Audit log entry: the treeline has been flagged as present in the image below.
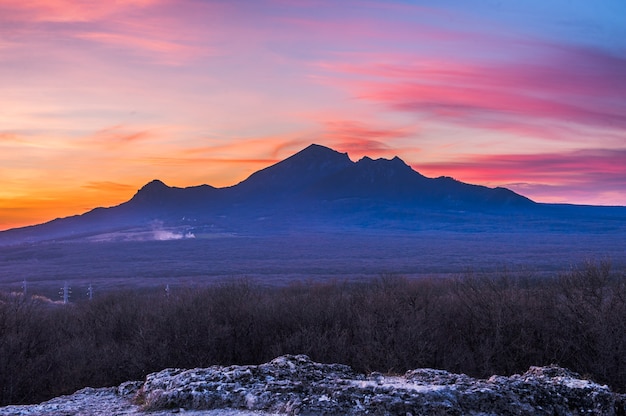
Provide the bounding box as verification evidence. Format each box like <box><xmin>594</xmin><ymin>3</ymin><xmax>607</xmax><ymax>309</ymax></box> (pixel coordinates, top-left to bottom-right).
<box><xmin>1</xmin><ymin>261</ymin><xmax>625</xmax><ymax>406</ymax></box>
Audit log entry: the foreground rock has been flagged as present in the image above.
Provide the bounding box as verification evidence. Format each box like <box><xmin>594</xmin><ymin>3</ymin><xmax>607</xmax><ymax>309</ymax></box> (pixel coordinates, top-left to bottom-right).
<box><xmin>2</xmin><ymin>355</ymin><xmax>625</xmax><ymax>415</ymax></box>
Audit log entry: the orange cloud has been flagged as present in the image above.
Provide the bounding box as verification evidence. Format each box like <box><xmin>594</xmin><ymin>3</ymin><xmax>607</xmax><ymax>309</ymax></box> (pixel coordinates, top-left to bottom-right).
<box><xmin>151</xmin><ymin>136</ymin><xmax>316</xmax><ymax>186</ymax></box>
<box><xmin>82</xmin><ymin>126</ymin><xmax>157</xmax><ymax>150</ymax></box>
<box><xmin>180</xmin><ymin>136</ymin><xmax>311</xmax><ymax>163</ymax></box>
<box><xmin>318</xmin><ymin>120</ymin><xmax>418</xmax><ymax>158</ymax></box>
<box><xmin>135</xmin><ymin>156</ymin><xmax>277</xmax><ymax>169</ymax></box>
<box><xmin>0</xmin><ymin>133</ymin><xmax>25</xmax><ymax>144</ymax></box>
<box><xmin>81</xmin><ymin>181</ymin><xmax>136</xmax><ymax>193</ymax></box>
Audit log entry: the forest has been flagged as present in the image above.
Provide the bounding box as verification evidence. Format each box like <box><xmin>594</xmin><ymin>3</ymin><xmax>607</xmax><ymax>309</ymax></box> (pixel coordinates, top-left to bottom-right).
<box><xmin>1</xmin><ymin>260</ymin><xmax>624</xmax><ymax>406</ymax></box>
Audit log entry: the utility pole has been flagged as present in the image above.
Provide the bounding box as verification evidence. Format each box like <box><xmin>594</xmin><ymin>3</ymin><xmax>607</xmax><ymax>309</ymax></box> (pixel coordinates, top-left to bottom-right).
<box><xmin>22</xmin><ymin>279</ymin><xmax>27</xmax><ymax>298</ymax></box>
<box><xmin>59</xmin><ymin>281</ymin><xmax>71</xmax><ymax>304</ymax></box>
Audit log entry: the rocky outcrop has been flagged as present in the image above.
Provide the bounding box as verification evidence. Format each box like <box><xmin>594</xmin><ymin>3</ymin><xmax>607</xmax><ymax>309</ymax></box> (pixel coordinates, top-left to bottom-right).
<box><xmin>134</xmin><ymin>355</ymin><xmax>625</xmax><ymax>415</ymax></box>
<box><xmin>2</xmin><ymin>355</ymin><xmax>625</xmax><ymax>415</ymax></box>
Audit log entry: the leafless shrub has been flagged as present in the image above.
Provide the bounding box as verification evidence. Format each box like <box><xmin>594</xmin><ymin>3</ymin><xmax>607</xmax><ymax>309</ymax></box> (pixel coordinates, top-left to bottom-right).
<box><xmin>1</xmin><ymin>261</ymin><xmax>624</xmax><ymax>406</ymax></box>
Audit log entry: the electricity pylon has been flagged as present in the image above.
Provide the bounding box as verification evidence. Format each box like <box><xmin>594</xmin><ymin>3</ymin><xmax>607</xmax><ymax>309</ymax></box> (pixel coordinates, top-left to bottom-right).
<box><xmin>59</xmin><ymin>281</ymin><xmax>71</xmax><ymax>304</ymax></box>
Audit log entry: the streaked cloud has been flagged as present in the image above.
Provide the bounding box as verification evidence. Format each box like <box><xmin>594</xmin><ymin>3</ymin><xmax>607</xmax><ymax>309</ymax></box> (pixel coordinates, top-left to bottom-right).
<box><xmin>318</xmin><ymin>120</ymin><xmax>417</xmax><ymax>159</ymax></box>
<box><xmin>323</xmin><ymin>43</ymin><xmax>626</xmax><ymax>141</ymax></box>
<box><xmin>1</xmin><ymin>0</ymin><xmax>625</xmax><ymax>229</ymax></box>
<box><xmin>81</xmin><ymin>181</ymin><xmax>136</xmax><ymax>193</ymax></box>
<box><xmin>415</xmin><ymin>149</ymin><xmax>626</xmax><ymax>204</ymax></box>
<box><xmin>0</xmin><ymin>0</ymin><xmax>216</xmax><ymax>65</ymax></box>
<box><xmin>82</xmin><ymin>126</ymin><xmax>158</xmax><ymax>150</ymax></box>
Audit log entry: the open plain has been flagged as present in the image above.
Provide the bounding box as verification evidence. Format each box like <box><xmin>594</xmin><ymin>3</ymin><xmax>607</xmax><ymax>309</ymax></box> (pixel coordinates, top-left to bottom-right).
<box><xmin>1</xmin><ymin>228</ymin><xmax>624</xmax><ymax>300</ymax></box>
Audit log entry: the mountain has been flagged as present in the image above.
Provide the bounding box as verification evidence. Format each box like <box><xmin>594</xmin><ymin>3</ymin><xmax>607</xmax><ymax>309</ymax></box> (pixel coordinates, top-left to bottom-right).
<box><xmin>305</xmin><ymin>154</ymin><xmax>529</xmax><ymax>208</ymax></box>
<box><xmin>1</xmin><ymin>143</ymin><xmax>624</xmax><ymax>245</ymax></box>
<box><xmin>224</xmin><ymin>144</ymin><xmax>534</xmax><ymax>208</ymax></box>
<box><xmin>231</xmin><ymin>144</ymin><xmax>354</xmax><ymax>198</ymax></box>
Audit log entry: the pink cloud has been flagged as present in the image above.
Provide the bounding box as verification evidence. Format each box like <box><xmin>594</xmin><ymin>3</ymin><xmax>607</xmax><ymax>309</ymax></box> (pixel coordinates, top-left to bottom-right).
<box><xmin>414</xmin><ymin>149</ymin><xmax>626</xmax><ymax>205</ymax></box>
<box><xmin>74</xmin><ymin>31</ymin><xmax>203</xmax><ymax>65</ymax></box>
<box><xmin>418</xmin><ymin>149</ymin><xmax>626</xmax><ymax>181</ymax></box>
<box><xmin>269</xmin><ymin>0</ymin><xmax>491</xmax><ymax>45</ymax></box>
<box><xmin>0</xmin><ymin>0</ymin><xmax>163</xmax><ymax>23</ymax></box>
<box><xmin>322</xmin><ymin>43</ymin><xmax>626</xmax><ymax>140</ymax></box>
<box><xmin>1</xmin><ymin>0</ymin><xmax>218</xmax><ymax>65</ymax></box>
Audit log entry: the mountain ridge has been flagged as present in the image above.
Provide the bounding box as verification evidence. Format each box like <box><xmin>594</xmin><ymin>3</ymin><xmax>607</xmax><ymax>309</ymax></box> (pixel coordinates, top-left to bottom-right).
<box><xmin>127</xmin><ymin>143</ymin><xmax>533</xmax><ymax>207</ymax></box>
<box><xmin>1</xmin><ymin>143</ymin><xmax>624</xmax><ymax>245</ymax></box>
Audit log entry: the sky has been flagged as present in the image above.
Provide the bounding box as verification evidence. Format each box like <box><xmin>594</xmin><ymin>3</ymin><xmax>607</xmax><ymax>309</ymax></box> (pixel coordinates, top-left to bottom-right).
<box><xmin>1</xmin><ymin>0</ymin><xmax>625</xmax><ymax>230</ymax></box>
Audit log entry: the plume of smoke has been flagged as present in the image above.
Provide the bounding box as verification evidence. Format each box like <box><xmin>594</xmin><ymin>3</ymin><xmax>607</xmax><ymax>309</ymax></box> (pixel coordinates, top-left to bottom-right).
<box><xmin>153</xmin><ymin>230</ymin><xmax>195</xmax><ymax>240</ymax></box>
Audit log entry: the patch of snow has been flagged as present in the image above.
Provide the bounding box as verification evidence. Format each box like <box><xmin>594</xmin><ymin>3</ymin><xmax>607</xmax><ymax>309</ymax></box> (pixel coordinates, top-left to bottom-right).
<box><xmin>353</xmin><ymin>376</ymin><xmax>448</xmax><ymax>393</ymax></box>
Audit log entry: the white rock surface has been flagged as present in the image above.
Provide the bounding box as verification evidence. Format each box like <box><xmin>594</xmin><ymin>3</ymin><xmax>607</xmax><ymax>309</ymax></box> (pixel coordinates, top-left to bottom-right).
<box><xmin>0</xmin><ymin>387</ymin><xmax>273</xmax><ymax>416</ymax></box>
<box><xmin>1</xmin><ymin>355</ymin><xmax>624</xmax><ymax>415</ymax></box>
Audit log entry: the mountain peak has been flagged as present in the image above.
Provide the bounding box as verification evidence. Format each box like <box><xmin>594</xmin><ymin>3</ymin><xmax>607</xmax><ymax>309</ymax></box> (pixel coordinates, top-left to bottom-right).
<box><xmin>140</xmin><ymin>179</ymin><xmax>169</xmax><ymax>192</ymax></box>
<box><xmin>291</xmin><ymin>143</ymin><xmax>351</xmax><ymax>163</ymax></box>
<box><xmin>355</xmin><ymin>154</ymin><xmax>416</xmax><ymax>174</ymax></box>
<box><xmin>234</xmin><ymin>143</ymin><xmax>353</xmax><ymax>194</ymax></box>
<box><xmin>129</xmin><ymin>179</ymin><xmax>171</xmax><ymax>204</ymax></box>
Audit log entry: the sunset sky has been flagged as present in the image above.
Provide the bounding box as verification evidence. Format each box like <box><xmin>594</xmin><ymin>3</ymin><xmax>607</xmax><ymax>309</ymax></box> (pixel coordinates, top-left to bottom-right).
<box><xmin>1</xmin><ymin>0</ymin><xmax>625</xmax><ymax>230</ymax></box>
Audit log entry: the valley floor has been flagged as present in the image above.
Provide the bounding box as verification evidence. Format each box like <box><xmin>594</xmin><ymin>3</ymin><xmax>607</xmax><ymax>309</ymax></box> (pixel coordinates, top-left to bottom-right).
<box><xmin>1</xmin><ymin>230</ymin><xmax>624</xmax><ymax>298</ymax></box>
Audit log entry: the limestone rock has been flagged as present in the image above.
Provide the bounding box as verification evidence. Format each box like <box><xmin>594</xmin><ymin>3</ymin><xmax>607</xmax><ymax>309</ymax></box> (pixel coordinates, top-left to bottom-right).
<box><xmin>1</xmin><ymin>355</ymin><xmax>624</xmax><ymax>415</ymax></box>
<box><xmin>135</xmin><ymin>355</ymin><xmax>624</xmax><ymax>415</ymax></box>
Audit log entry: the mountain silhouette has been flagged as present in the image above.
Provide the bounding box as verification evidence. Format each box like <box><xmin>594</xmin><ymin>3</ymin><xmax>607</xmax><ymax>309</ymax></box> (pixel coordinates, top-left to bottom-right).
<box><xmin>123</xmin><ymin>144</ymin><xmax>533</xmax><ymax>211</ymax></box>
<box><xmin>232</xmin><ymin>144</ymin><xmax>353</xmax><ymax>198</ymax></box>
<box><xmin>125</xmin><ymin>180</ymin><xmax>218</xmax><ymax>213</ymax></box>
<box><xmin>3</xmin><ymin>143</ymin><xmax>624</xmax><ymax>245</ymax></box>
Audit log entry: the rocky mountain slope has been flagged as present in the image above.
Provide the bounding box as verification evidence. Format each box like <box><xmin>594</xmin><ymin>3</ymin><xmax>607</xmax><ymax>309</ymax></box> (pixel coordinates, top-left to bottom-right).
<box><xmin>1</xmin><ymin>355</ymin><xmax>624</xmax><ymax>415</ymax></box>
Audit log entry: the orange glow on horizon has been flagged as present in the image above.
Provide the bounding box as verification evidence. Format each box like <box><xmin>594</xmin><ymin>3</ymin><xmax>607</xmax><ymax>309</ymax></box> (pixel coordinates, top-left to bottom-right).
<box><xmin>2</xmin><ymin>1</ymin><xmax>625</xmax><ymax>231</ymax></box>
